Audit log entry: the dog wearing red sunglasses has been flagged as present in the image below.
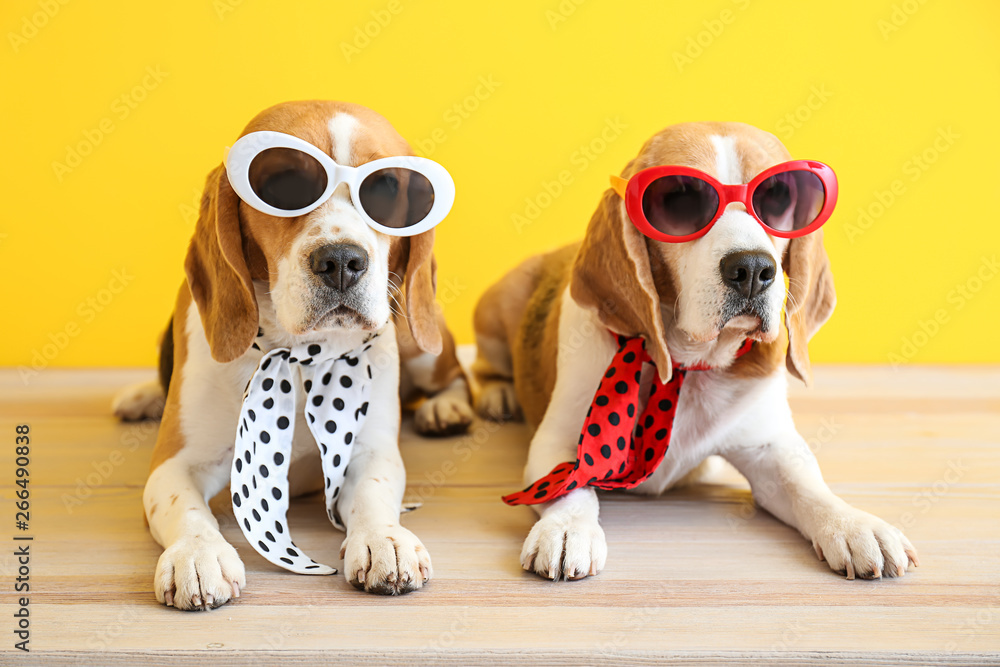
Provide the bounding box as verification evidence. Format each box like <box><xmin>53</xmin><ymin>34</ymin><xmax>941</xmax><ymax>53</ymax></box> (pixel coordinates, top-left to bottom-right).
<box><xmin>473</xmin><ymin>121</ymin><xmax>919</xmax><ymax>581</ymax></box>
<box><xmin>113</xmin><ymin>100</ymin><xmax>474</xmax><ymax>609</ymax></box>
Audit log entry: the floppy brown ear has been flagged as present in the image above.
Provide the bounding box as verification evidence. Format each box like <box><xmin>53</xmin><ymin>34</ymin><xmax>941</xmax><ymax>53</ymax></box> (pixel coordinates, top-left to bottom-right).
<box><xmin>570</xmin><ymin>189</ymin><xmax>673</xmax><ymax>381</ymax></box>
<box><xmin>390</xmin><ymin>230</ymin><xmax>443</xmax><ymax>355</ymax></box>
<box><xmin>184</xmin><ymin>165</ymin><xmax>259</xmax><ymax>363</ymax></box>
<box><xmin>783</xmin><ymin>227</ymin><xmax>836</xmax><ymax>385</ymax></box>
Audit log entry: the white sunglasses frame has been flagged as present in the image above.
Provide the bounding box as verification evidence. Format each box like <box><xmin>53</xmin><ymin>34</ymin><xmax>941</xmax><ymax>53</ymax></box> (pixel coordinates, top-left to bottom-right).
<box><xmin>224</xmin><ymin>130</ymin><xmax>455</xmax><ymax>237</ymax></box>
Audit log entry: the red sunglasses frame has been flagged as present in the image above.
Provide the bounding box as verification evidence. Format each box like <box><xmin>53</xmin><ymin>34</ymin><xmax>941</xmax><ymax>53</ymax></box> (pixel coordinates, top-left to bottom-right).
<box><xmin>609</xmin><ymin>159</ymin><xmax>838</xmax><ymax>243</ymax></box>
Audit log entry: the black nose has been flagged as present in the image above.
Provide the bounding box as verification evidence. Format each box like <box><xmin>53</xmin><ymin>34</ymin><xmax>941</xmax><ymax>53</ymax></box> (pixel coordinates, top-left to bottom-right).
<box><xmin>309</xmin><ymin>243</ymin><xmax>369</xmax><ymax>292</ymax></box>
<box><xmin>720</xmin><ymin>250</ymin><xmax>777</xmax><ymax>299</ymax></box>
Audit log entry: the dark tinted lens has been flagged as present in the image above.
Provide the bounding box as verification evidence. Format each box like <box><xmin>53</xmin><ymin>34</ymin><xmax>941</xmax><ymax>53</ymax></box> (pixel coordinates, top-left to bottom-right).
<box><xmin>641</xmin><ymin>175</ymin><xmax>719</xmax><ymax>237</ymax></box>
<box><xmin>359</xmin><ymin>168</ymin><xmax>435</xmax><ymax>228</ymax></box>
<box><xmin>752</xmin><ymin>170</ymin><xmax>825</xmax><ymax>231</ymax></box>
<box><xmin>248</xmin><ymin>147</ymin><xmax>328</xmax><ymax>211</ymax></box>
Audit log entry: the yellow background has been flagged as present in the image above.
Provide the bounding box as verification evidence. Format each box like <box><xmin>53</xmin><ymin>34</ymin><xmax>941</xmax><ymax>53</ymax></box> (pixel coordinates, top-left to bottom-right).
<box><xmin>2</xmin><ymin>0</ymin><xmax>998</xmax><ymax>369</ymax></box>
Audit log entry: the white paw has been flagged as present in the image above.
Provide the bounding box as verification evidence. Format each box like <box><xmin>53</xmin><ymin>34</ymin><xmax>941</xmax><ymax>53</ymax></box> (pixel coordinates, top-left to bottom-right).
<box><xmin>414</xmin><ymin>392</ymin><xmax>474</xmax><ymax>436</ymax></box>
<box><xmin>521</xmin><ymin>513</ymin><xmax>607</xmax><ymax>581</ymax></box>
<box><xmin>811</xmin><ymin>507</ymin><xmax>919</xmax><ymax>579</ymax></box>
<box><xmin>340</xmin><ymin>525</ymin><xmax>432</xmax><ymax>595</ymax></box>
<box><xmin>112</xmin><ymin>380</ymin><xmax>165</xmax><ymax>421</ymax></box>
<box><xmin>476</xmin><ymin>381</ymin><xmax>521</xmax><ymax>422</ymax></box>
<box><xmin>155</xmin><ymin>534</ymin><xmax>246</xmax><ymax>611</ymax></box>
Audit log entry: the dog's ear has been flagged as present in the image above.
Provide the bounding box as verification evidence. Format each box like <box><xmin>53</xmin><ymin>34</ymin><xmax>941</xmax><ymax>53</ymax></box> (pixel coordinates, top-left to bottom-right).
<box><xmin>390</xmin><ymin>230</ymin><xmax>443</xmax><ymax>356</ymax></box>
<box><xmin>783</xmin><ymin>228</ymin><xmax>836</xmax><ymax>384</ymax></box>
<box><xmin>184</xmin><ymin>165</ymin><xmax>259</xmax><ymax>363</ymax></box>
<box><xmin>571</xmin><ymin>189</ymin><xmax>673</xmax><ymax>381</ymax></box>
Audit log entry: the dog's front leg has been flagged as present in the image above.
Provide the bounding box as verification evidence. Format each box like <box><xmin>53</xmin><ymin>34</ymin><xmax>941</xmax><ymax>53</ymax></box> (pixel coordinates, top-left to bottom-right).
<box><xmin>336</xmin><ymin>327</ymin><xmax>432</xmax><ymax>595</ymax></box>
<box><xmin>721</xmin><ymin>405</ymin><xmax>919</xmax><ymax>579</ymax></box>
<box><xmin>517</xmin><ymin>295</ymin><xmax>616</xmax><ymax>581</ymax></box>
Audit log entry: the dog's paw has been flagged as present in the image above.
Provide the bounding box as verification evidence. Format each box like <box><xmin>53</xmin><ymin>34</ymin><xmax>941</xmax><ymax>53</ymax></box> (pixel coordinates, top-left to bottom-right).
<box><xmin>154</xmin><ymin>534</ymin><xmax>246</xmax><ymax>611</ymax></box>
<box><xmin>340</xmin><ymin>525</ymin><xmax>432</xmax><ymax>595</ymax></box>
<box><xmin>476</xmin><ymin>381</ymin><xmax>522</xmax><ymax>422</ymax></box>
<box><xmin>414</xmin><ymin>392</ymin><xmax>474</xmax><ymax>437</ymax></box>
<box><xmin>811</xmin><ymin>508</ymin><xmax>919</xmax><ymax>580</ymax></box>
<box><xmin>112</xmin><ymin>380</ymin><xmax>165</xmax><ymax>421</ymax></box>
<box><xmin>521</xmin><ymin>513</ymin><xmax>607</xmax><ymax>581</ymax></box>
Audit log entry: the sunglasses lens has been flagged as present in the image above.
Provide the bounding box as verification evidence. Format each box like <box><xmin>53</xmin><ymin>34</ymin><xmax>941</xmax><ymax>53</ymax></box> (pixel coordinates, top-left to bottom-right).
<box><xmin>752</xmin><ymin>170</ymin><xmax>825</xmax><ymax>232</ymax></box>
<box><xmin>641</xmin><ymin>175</ymin><xmax>720</xmax><ymax>237</ymax></box>
<box><xmin>359</xmin><ymin>168</ymin><xmax>435</xmax><ymax>229</ymax></box>
<box><xmin>248</xmin><ymin>147</ymin><xmax>328</xmax><ymax>211</ymax></box>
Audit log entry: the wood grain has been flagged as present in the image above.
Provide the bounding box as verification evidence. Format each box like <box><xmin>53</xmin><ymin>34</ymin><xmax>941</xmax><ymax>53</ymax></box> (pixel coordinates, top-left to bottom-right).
<box><xmin>0</xmin><ymin>364</ymin><xmax>998</xmax><ymax>665</ymax></box>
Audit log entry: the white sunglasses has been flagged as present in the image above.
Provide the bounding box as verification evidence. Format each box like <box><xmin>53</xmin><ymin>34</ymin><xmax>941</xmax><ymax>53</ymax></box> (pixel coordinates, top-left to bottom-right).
<box><xmin>224</xmin><ymin>131</ymin><xmax>455</xmax><ymax>237</ymax></box>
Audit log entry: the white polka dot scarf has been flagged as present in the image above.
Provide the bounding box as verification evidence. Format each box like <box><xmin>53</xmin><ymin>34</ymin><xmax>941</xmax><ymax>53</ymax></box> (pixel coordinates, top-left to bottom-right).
<box><xmin>231</xmin><ymin>334</ymin><xmax>378</xmax><ymax>575</ymax></box>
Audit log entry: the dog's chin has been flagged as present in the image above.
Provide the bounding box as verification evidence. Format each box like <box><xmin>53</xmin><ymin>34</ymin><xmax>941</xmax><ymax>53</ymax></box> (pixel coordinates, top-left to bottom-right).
<box><xmin>718</xmin><ymin>313</ymin><xmax>779</xmax><ymax>343</ymax></box>
<box><xmin>311</xmin><ymin>305</ymin><xmax>383</xmax><ymax>333</ymax></box>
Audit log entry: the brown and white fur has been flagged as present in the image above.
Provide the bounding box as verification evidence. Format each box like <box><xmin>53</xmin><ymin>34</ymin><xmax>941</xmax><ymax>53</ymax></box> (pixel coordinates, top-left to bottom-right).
<box><xmin>114</xmin><ymin>101</ymin><xmax>473</xmax><ymax>610</ymax></box>
<box><xmin>473</xmin><ymin>122</ymin><xmax>919</xmax><ymax>582</ymax></box>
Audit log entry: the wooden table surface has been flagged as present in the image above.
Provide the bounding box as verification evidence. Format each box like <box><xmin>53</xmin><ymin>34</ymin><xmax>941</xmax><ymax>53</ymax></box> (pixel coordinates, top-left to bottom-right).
<box><xmin>0</xmin><ymin>364</ymin><xmax>998</xmax><ymax>665</ymax></box>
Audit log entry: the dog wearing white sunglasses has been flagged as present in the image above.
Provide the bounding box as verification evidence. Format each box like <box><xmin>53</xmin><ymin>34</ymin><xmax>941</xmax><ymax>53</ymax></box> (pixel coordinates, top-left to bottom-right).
<box><xmin>113</xmin><ymin>100</ymin><xmax>473</xmax><ymax>609</ymax></box>
<box><xmin>474</xmin><ymin>122</ymin><xmax>919</xmax><ymax>581</ymax></box>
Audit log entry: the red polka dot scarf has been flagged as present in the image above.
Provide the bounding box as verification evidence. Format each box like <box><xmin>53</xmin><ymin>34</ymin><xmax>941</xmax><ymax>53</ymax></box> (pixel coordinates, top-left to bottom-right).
<box><xmin>503</xmin><ymin>333</ymin><xmax>754</xmax><ymax>506</ymax></box>
<box><xmin>232</xmin><ymin>332</ymin><xmax>378</xmax><ymax>575</ymax></box>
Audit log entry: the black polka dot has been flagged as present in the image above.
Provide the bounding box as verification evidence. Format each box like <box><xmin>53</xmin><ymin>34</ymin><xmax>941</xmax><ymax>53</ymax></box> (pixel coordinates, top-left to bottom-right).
<box><xmin>265</xmin><ymin>531</ymin><xmax>276</xmax><ymax>542</ymax></box>
<box><xmin>244</xmin><ymin>518</ymin><xmax>251</xmax><ymax>531</ymax></box>
<box><xmin>537</xmin><ymin>481</ymin><xmax>550</xmax><ymax>490</ymax></box>
<box><xmin>333</xmin><ymin>454</ymin><xmax>341</xmax><ymax>467</ymax></box>
<box><xmin>596</xmin><ymin>395</ymin><xmax>609</xmax><ymax>407</ymax></box>
<box><xmin>232</xmin><ymin>492</ymin><xmax>241</xmax><ymax>507</ymax></box>
<box><xmin>277</xmin><ymin>380</ymin><xmax>290</xmax><ymax>394</ymax></box>
<box><xmin>567</xmin><ymin>480</ymin><xmax>578</xmax><ymax>490</ymax></box>
<box><xmin>644</xmin><ymin>415</ymin><xmax>655</xmax><ymax>428</ymax></box>
<box><xmin>325</xmin><ymin>477</ymin><xmax>331</xmax><ymax>488</ymax></box>
<box><xmin>644</xmin><ymin>448</ymin><xmax>655</xmax><ymax>461</ymax></box>
<box><xmin>248</xmin><ymin>409</ymin><xmax>256</xmax><ymax>422</ymax></box>
<box><xmin>333</xmin><ymin>486</ymin><xmax>340</xmax><ymax>497</ymax></box>
<box><xmin>308</xmin><ymin>413</ymin><xmax>315</xmax><ymax>423</ymax></box>
<box><xmin>277</xmin><ymin>416</ymin><xmax>289</xmax><ymax>430</ymax></box>
<box><xmin>333</xmin><ymin>398</ymin><xmax>345</xmax><ymax>410</ymax></box>
<box><xmin>600</xmin><ymin>444</ymin><xmax>611</xmax><ymax>459</ymax></box>
<box><xmin>367</xmin><ymin>365</ymin><xmax>372</xmax><ymax>379</ymax></box>
<box><xmin>340</xmin><ymin>376</ymin><xmax>352</xmax><ymax>388</ymax></box>
<box><xmin>658</xmin><ymin>399</ymin><xmax>673</xmax><ymax>411</ymax></box>
<box><xmin>272</xmin><ymin>487</ymin><xmax>282</xmax><ymax>500</ymax></box>
<box><xmin>360</xmin><ymin>402</ymin><xmax>368</xmax><ymax>415</ymax></box>
<box><xmin>252</xmin><ymin>509</ymin><xmax>261</xmax><ymax>521</ymax></box>
<box><xmin>623</xmin><ymin>351</ymin><xmax>636</xmax><ymax>363</ymax></box>
<box><xmin>261</xmin><ymin>358</ymin><xmax>271</xmax><ymax>371</ymax></box>
<box><xmin>346</xmin><ymin>356</ymin><xmax>359</xmax><ymax>367</ymax></box>
<box><xmin>617</xmin><ymin>436</ymin><xmax>627</xmax><ymax>450</ymax></box>
<box><xmin>244</xmin><ymin>451</ymin><xmax>251</xmax><ymax>464</ymax></box>
<box><xmin>605</xmin><ymin>367</ymin><xmax>616</xmax><ymax>378</ymax></box>
<box><xmin>627</xmin><ymin>403</ymin><xmax>635</xmax><ymax>417</ymax></box>
<box><xmin>344</xmin><ymin>432</ymin><xmax>353</xmax><ymax>444</ymax></box>
<box><xmin>308</xmin><ymin>344</ymin><xmax>321</xmax><ymax>356</ymax></box>
<box><xmin>235</xmin><ymin>458</ymin><xmax>243</xmax><ymax>473</ymax></box>
<box><xmin>286</xmin><ymin>547</ymin><xmax>298</xmax><ymax>557</ymax></box>
<box><xmin>280</xmin><ymin>557</ymin><xmax>293</xmax><ymax>565</ymax></box>
<box><xmin>259</xmin><ymin>464</ymin><xmax>269</xmax><ymax>478</ymax></box>
<box><xmin>534</xmin><ymin>490</ymin><xmax>547</xmax><ymax>499</ymax></box>
<box><xmin>635</xmin><ymin>425</ymin><xmax>644</xmax><ymax>437</ymax></box>
<box><xmin>635</xmin><ymin>371</ymin><xmax>642</xmax><ymax>383</ymax></box>
<box><xmin>241</xmin><ymin>484</ymin><xmax>249</xmax><ymax>498</ymax></box>
<box><xmin>262</xmin><ymin>397</ymin><xmax>274</xmax><ymax>409</ymax></box>
<box><xmin>619</xmin><ymin>462</ymin><xmax>626</xmax><ymax>474</ymax></box>
<box><xmin>615</xmin><ymin>381</ymin><xmax>628</xmax><ymax>394</ymax></box>
<box><xmin>312</xmin><ymin>395</ymin><xmax>324</xmax><ymax>407</ymax></box>
<box><xmin>288</xmin><ymin>357</ymin><xmax>297</xmax><ymax>364</ymax></box>
<box><xmin>587</xmin><ymin>424</ymin><xmax>601</xmax><ymax>437</ymax></box>
<box><xmin>325</xmin><ymin>420</ymin><xmax>337</xmax><ymax>433</ymax></box>
<box><xmin>262</xmin><ymin>379</ymin><xmax>273</xmax><ymax>391</ymax></box>
<box><xmin>260</xmin><ymin>431</ymin><xmax>270</xmax><ymax>444</ymax></box>
<box><xmin>261</xmin><ymin>498</ymin><xmax>269</xmax><ymax>511</ymax></box>
<box><xmin>655</xmin><ymin>428</ymin><xmax>668</xmax><ymax>440</ymax></box>
<box><xmin>608</xmin><ymin>412</ymin><xmax>620</xmax><ymax>426</ymax></box>
<box><xmin>273</xmin><ymin>452</ymin><xmax>284</xmax><ymax>465</ymax></box>
<box><xmin>275</xmin><ymin>521</ymin><xmax>283</xmax><ymax>534</ymax></box>
<box><xmin>304</xmin><ymin>380</ymin><xmax>312</xmax><ymax>393</ymax></box>
<box><xmin>257</xmin><ymin>540</ymin><xmax>270</xmax><ymax>552</ymax></box>
<box><xmin>322</xmin><ymin>373</ymin><xmax>332</xmax><ymax>385</ymax></box>
<box><xmin>584</xmin><ymin>453</ymin><xmax>594</xmax><ymax>466</ymax></box>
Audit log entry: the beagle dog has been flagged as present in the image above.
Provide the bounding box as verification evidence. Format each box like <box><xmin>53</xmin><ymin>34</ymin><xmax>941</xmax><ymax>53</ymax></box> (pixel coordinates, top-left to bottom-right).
<box><xmin>114</xmin><ymin>100</ymin><xmax>473</xmax><ymax>610</ymax></box>
<box><xmin>473</xmin><ymin>122</ymin><xmax>919</xmax><ymax>581</ymax></box>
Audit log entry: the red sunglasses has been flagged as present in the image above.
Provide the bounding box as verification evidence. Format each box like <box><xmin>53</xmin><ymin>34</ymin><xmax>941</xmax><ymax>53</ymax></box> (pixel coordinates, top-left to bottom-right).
<box><xmin>610</xmin><ymin>160</ymin><xmax>838</xmax><ymax>243</ymax></box>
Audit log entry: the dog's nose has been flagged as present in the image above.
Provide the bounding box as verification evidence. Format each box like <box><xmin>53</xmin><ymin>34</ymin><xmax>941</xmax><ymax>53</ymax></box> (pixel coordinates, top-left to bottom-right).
<box><xmin>720</xmin><ymin>250</ymin><xmax>777</xmax><ymax>299</ymax></box>
<box><xmin>309</xmin><ymin>243</ymin><xmax>369</xmax><ymax>292</ymax></box>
